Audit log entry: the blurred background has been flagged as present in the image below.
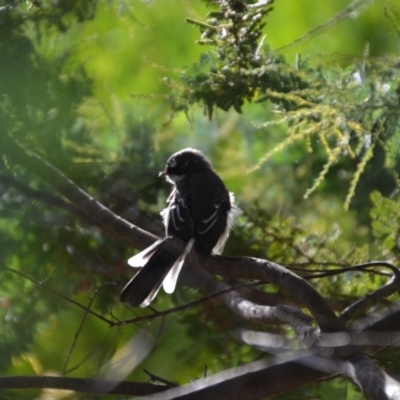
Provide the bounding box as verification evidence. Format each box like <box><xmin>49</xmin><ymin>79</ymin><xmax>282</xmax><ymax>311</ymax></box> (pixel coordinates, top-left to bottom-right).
<box><xmin>0</xmin><ymin>0</ymin><xmax>399</xmax><ymax>398</ymax></box>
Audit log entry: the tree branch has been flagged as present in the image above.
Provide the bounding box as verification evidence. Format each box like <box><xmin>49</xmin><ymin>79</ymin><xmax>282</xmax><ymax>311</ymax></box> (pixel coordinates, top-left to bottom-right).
<box><xmin>0</xmin><ymin>135</ymin><xmax>156</xmax><ymax>249</ymax></box>
<box><xmin>2</xmin><ymin>135</ymin><xmax>345</xmax><ymax>333</ymax></box>
<box><xmin>203</xmin><ymin>255</ymin><xmax>346</xmax><ymax>333</ymax></box>
<box><xmin>3</xmin><ymin>135</ymin><xmax>400</xmax><ymax>399</ymax></box>
<box><xmin>340</xmin><ymin>271</ymin><xmax>400</xmax><ymax>321</ymax></box>
<box><xmin>0</xmin><ymin>375</ymin><xmax>170</xmax><ymax>396</ymax></box>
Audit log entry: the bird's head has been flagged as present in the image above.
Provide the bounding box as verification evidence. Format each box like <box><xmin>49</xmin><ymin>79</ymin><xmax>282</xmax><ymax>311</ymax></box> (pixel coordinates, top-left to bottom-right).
<box><xmin>159</xmin><ymin>148</ymin><xmax>213</xmax><ymax>184</ymax></box>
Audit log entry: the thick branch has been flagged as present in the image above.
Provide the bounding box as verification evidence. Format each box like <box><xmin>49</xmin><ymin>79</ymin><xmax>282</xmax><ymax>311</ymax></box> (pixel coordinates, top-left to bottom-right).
<box><xmin>4</xmin><ymin>136</ymin><xmax>400</xmax><ymax>399</ymax></box>
<box><xmin>181</xmin><ymin>268</ymin><xmax>316</xmax><ymax>342</ymax></box>
<box><xmin>146</xmin><ymin>354</ymin><xmax>358</xmax><ymax>400</ymax></box>
<box><xmin>1</xmin><ymin>136</ymin><xmax>156</xmax><ymax>249</ymax></box>
<box><xmin>202</xmin><ymin>255</ymin><xmax>346</xmax><ymax>333</ymax></box>
<box><xmin>2</xmin><ymin>136</ymin><xmax>344</xmax><ymax>333</ymax></box>
<box><xmin>0</xmin><ymin>174</ymin><xmax>90</xmax><ymax>223</ymax></box>
<box><xmin>363</xmin><ymin>308</ymin><xmax>400</xmax><ymax>333</ymax></box>
<box><xmin>0</xmin><ymin>375</ymin><xmax>169</xmax><ymax>396</ymax></box>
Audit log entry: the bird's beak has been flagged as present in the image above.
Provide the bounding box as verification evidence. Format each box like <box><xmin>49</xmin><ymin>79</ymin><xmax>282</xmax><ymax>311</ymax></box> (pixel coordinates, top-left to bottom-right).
<box><xmin>158</xmin><ymin>171</ymin><xmax>167</xmax><ymax>178</ymax></box>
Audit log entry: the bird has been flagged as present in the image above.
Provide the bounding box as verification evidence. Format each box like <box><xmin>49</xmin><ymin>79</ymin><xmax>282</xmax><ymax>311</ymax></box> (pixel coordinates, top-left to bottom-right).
<box><xmin>119</xmin><ymin>148</ymin><xmax>241</xmax><ymax>308</ymax></box>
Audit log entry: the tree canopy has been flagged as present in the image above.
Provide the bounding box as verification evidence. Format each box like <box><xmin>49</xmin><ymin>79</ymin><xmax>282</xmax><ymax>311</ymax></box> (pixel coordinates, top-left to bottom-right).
<box><xmin>0</xmin><ymin>0</ymin><xmax>399</xmax><ymax>399</ymax></box>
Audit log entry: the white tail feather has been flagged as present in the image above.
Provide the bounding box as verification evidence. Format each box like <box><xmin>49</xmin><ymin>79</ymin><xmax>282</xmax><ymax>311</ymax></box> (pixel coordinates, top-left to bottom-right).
<box><xmin>162</xmin><ymin>238</ymin><xmax>194</xmax><ymax>294</ymax></box>
<box><xmin>127</xmin><ymin>240</ymin><xmax>163</xmax><ymax>268</ymax></box>
<box><xmin>140</xmin><ymin>283</ymin><xmax>163</xmax><ymax>308</ymax></box>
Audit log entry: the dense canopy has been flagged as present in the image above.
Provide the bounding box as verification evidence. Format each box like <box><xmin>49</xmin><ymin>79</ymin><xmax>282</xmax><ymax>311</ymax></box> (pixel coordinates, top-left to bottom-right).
<box><xmin>0</xmin><ymin>0</ymin><xmax>399</xmax><ymax>399</ymax></box>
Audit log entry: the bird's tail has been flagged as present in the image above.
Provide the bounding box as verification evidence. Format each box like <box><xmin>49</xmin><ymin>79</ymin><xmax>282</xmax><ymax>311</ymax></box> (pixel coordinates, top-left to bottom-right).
<box><xmin>120</xmin><ymin>237</ymin><xmax>192</xmax><ymax>308</ymax></box>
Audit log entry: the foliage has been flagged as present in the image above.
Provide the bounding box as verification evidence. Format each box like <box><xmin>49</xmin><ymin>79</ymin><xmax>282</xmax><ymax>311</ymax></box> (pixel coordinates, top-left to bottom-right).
<box><xmin>0</xmin><ymin>0</ymin><xmax>399</xmax><ymax>399</ymax></box>
<box><xmin>182</xmin><ymin>0</ymin><xmax>308</xmax><ymax>115</ymax></box>
<box><xmin>179</xmin><ymin>0</ymin><xmax>400</xmax><ymax>209</ymax></box>
<box><xmin>371</xmin><ymin>191</ymin><xmax>400</xmax><ymax>255</ymax></box>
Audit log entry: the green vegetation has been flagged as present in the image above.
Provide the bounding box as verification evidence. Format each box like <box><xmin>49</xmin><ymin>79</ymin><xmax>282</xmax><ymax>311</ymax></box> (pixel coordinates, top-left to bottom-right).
<box><xmin>0</xmin><ymin>0</ymin><xmax>399</xmax><ymax>398</ymax></box>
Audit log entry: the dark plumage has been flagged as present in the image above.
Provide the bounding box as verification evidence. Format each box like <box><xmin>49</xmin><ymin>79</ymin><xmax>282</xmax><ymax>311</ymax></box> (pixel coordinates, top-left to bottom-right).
<box><xmin>119</xmin><ymin>148</ymin><xmax>241</xmax><ymax>307</ymax></box>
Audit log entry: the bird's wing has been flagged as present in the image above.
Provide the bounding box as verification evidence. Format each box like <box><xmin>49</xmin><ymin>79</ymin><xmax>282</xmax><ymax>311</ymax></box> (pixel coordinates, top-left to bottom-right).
<box><xmin>163</xmin><ymin>189</ymin><xmax>194</xmax><ymax>240</ymax></box>
<box><xmin>160</xmin><ymin>190</ymin><xmax>194</xmax><ymax>293</ymax></box>
<box><xmin>213</xmin><ymin>192</ymin><xmax>242</xmax><ymax>254</ymax></box>
<box><xmin>195</xmin><ymin>190</ymin><xmax>232</xmax><ymax>255</ymax></box>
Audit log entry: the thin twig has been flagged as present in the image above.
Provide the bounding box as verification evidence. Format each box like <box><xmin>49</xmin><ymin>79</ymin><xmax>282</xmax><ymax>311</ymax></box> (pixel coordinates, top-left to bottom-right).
<box><xmin>143</xmin><ymin>369</ymin><xmax>178</xmax><ymax>387</ymax></box>
<box><xmin>289</xmin><ymin>263</ymin><xmax>391</xmax><ymax>278</ymax></box>
<box><xmin>302</xmin><ymin>261</ymin><xmax>399</xmax><ymax>279</ymax></box>
<box><xmin>62</xmin><ymin>284</ymin><xmax>112</xmax><ymax>374</ymax></box>
<box><xmin>2</xmin><ymin>267</ymin><xmax>115</xmax><ymax>325</ymax></box>
<box><xmin>111</xmin><ymin>281</ymin><xmax>267</xmax><ymax>326</ymax></box>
